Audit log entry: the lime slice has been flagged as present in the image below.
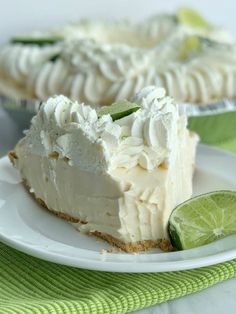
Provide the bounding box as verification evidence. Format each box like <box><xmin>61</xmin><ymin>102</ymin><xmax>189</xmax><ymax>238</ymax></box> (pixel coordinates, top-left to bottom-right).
<box><xmin>179</xmin><ymin>35</ymin><xmax>201</xmax><ymax>60</ymax></box>
<box><xmin>169</xmin><ymin>190</ymin><xmax>236</xmax><ymax>250</ymax></box>
<box><xmin>177</xmin><ymin>7</ymin><xmax>211</xmax><ymax>30</ymax></box>
<box><xmin>11</xmin><ymin>36</ymin><xmax>63</xmax><ymax>46</ymax></box>
<box><xmin>98</xmin><ymin>100</ymin><xmax>140</xmax><ymax>121</ymax></box>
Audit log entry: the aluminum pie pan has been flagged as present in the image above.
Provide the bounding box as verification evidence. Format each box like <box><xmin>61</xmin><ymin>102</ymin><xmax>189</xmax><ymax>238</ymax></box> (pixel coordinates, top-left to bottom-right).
<box><xmin>0</xmin><ymin>95</ymin><xmax>41</xmax><ymax>113</ymax></box>
<box><xmin>180</xmin><ymin>98</ymin><xmax>236</xmax><ymax>117</ymax></box>
<box><xmin>1</xmin><ymin>95</ymin><xmax>236</xmax><ymax>117</ymax></box>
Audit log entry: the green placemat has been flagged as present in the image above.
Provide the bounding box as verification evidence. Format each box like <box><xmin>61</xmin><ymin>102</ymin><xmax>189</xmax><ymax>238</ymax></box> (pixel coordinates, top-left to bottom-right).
<box><xmin>188</xmin><ymin>111</ymin><xmax>236</xmax><ymax>151</ymax></box>
<box><xmin>1</xmin><ymin>113</ymin><xmax>236</xmax><ymax>314</ymax></box>
<box><xmin>0</xmin><ymin>241</ymin><xmax>236</xmax><ymax>314</ymax></box>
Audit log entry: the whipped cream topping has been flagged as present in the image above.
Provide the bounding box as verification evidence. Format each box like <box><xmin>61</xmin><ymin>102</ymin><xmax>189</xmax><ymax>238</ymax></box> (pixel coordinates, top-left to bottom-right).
<box><xmin>0</xmin><ymin>44</ymin><xmax>62</xmax><ymax>83</ymax></box>
<box><xmin>0</xmin><ymin>12</ymin><xmax>235</xmax><ymax>104</ymax></box>
<box><xmin>42</xmin><ymin>15</ymin><xmax>178</xmax><ymax>48</ymax></box>
<box><xmin>20</xmin><ymin>34</ymin><xmax>236</xmax><ymax>105</ymax></box>
<box><xmin>20</xmin><ymin>86</ymin><xmax>185</xmax><ymax>172</ymax></box>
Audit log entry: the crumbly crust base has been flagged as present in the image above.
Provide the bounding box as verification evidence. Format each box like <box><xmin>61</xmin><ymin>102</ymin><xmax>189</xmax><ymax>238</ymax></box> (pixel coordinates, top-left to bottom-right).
<box><xmin>91</xmin><ymin>231</ymin><xmax>172</xmax><ymax>252</ymax></box>
<box><xmin>9</xmin><ymin>151</ymin><xmax>173</xmax><ymax>252</ymax></box>
<box><xmin>8</xmin><ymin>150</ymin><xmax>18</xmax><ymax>165</ymax></box>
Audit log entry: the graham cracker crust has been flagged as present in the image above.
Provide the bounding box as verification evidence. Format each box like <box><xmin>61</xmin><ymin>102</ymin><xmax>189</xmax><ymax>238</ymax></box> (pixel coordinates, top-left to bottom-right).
<box><xmin>11</xmin><ymin>154</ymin><xmax>173</xmax><ymax>252</ymax></box>
<box><xmin>92</xmin><ymin>231</ymin><xmax>172</xmax><ymax>252</ymax></box>
<box><xmin>8</xmin><ymin>150</ymin><xmax>18</xmax><ymax>165</ymax></box>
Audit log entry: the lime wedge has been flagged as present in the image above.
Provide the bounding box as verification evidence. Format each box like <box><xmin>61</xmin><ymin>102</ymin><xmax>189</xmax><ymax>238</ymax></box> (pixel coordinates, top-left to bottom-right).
<box><xmin>177</xmin><ymin>7</ymin><xmax>211</xmax><ymax>30</ymax></box>
<box><xmin>169</xmin><ymin>190</ymin><xmax>236</xmax><ymax>250</ymax></box>
<box><xmin>11</xmin><ymin>36</ymin><xmax>63</xmax><ymax>46</ymax></box>
<box><xmin>98</xmin><ymin>100</ymin><xmax>140</xmax><ymax>121</ymax></box>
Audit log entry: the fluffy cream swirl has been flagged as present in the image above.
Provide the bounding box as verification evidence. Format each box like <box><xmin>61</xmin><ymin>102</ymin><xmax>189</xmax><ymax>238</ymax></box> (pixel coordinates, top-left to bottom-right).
<box><xmin>0</xmin><ymin>44</ymin><xmax>61</xmax><ymax>83</ymax></box>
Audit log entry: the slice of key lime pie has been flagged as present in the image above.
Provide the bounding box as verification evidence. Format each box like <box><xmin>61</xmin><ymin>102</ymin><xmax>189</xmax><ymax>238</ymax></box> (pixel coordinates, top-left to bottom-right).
<box><xmin>9</xmin><ymin>86</ymin><xmax>198</xmax><ymax>252</ymax></box>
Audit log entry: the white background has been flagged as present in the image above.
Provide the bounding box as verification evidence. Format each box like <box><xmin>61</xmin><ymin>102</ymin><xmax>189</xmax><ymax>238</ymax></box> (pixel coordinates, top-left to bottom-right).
<box><xmin>1</xmin><ymin>1</ymin><xmax>236</xmax><ymax>313</ymax></box>
<box><xmin>0</xmin><ymin>0</ymin><xmax>236</xmax><ymax>44</ymax></box>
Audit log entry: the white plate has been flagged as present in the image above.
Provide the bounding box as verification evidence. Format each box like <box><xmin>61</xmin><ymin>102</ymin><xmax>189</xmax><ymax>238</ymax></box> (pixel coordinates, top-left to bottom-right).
<box><xmin>1</xmin><ymin>144</ymin><xmax>236</xmax><ymax>273</ymax></box>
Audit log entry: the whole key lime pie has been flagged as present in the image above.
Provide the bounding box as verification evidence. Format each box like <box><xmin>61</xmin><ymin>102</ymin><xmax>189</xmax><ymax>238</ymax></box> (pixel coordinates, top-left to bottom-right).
<box><xmin>0</xmin><ymin>8</ymin><xmax>235</xmax><ymax>105</ymax></box>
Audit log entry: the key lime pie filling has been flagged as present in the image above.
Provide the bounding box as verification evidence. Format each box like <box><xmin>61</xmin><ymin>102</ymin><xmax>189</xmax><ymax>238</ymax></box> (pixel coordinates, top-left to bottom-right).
<box><xmin>9</xmin><ymin>86</ymin><xmax>198</xmax><ymax>252</ymax></box>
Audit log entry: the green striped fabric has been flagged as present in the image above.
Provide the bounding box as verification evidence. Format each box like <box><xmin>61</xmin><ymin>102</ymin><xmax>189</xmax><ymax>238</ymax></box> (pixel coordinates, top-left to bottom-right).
<box><xmin>1</xmin><ymin>112</ymin><xmax>236</xmax><ymax>314</ymax></box>
<box><xmin>0</xmin><ymin>241</ymin><xmax>236</xmax><ymax>314</ymax></box>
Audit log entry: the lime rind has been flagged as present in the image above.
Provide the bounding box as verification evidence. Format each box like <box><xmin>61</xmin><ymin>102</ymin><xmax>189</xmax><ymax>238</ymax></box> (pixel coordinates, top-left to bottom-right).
<box><xmin>168</xmin><ymin>223</ymin><xmax>183</xmax><ymax>250</ymax></box>
<box><xmin>169</xmin><ymin>190</ymin><xmax>236</xmax><ymax>250</ymax></box>
<box><xmin>177</xmin><ymin>7</ymin><xmax>211</xmax><ymax>30</ymax></box>
<box><xmin>98</xmin><ymin>100</ymin><xmax>140</xmax><ymax>121</ymax></box>
<box><xmin>49</xmin><ymin>54</ymin><xmax>61</xmax><ymax>62</ymax></box>
<box><xmin>11</xmin><ymin>36</ymin><xmax>63</xmax><ymax>46</ymax></box>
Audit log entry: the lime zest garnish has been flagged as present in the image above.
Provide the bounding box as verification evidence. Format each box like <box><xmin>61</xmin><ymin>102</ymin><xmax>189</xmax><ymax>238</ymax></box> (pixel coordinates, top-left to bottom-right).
<box><xmin>177</xmin><ymin>7</ymin><xmax>211</xmax><ymax>30</ymax></box>
<box><xmin>10</xmin><ymin>36</ymin><xmax>63</xmax><ymax>46</ymax></box>
<box><xmin>98</xmin><ymin>100</ymin><xmax>140</xmax><ymax>121</ymax></box>
<box><xmin>168</xmin><ymin>190</ymin><xmax>236</xmax><ymax>250</ymax></box>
